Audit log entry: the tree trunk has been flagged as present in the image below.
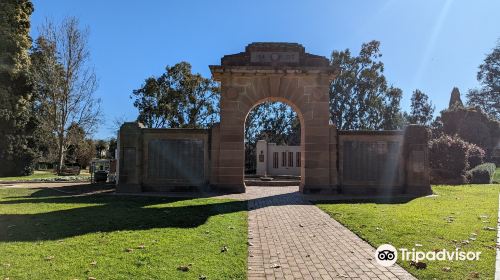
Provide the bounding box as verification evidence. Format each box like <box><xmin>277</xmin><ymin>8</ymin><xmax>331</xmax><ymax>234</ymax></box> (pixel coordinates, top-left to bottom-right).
<box><xmin>57</xmin><ymin>133</ymin><xmax>65</xmax><ymax>173</ymax></box>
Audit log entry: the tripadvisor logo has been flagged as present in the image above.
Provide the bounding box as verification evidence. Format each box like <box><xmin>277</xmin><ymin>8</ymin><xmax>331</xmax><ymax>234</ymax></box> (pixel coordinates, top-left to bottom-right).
<box><xmin>375</xmin><ymin>244</ymin><xmax>398</xmax><ymax>267</ymax></box>
<box><xmin>375</xmin><ymin>244</ymin><xmax>481</xmax><ymax>267</ymax></box>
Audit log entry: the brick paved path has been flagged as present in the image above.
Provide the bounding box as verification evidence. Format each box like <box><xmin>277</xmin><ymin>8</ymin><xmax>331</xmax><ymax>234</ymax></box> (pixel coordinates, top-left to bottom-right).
<box><xmin>232</xmin><ymin>186</ymin><xmax>415</xmax><ymax>280</ymax></box>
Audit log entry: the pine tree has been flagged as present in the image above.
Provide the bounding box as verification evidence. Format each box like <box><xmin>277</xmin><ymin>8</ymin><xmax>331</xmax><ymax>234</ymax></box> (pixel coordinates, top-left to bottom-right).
<box><xmin>0</xmin><ymin>0</ymin><xmax>37</xmax><ymax>176</ymax></box>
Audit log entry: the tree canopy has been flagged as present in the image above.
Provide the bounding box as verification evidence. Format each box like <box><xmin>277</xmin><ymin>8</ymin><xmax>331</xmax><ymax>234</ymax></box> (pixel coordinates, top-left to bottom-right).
<box><xmin>131</xmin><ymin>62</ymin><xmax>219</xmax><ymax>129</ymax></box>
<box><xmin>31</xmin><ymin>17</ymin><xmax>101</xmax><ymax>171</ymax></box>
<box><xmin>408</xmin><ymin>89</ymin><xmax>435</xmax><ymax>126</ymax></box>
<box><xmin>0</xmin><ymin>0</ymin><xmax>37</xmax><ymax>176</ymax></box>
<box><xmin>329</xmin><ymin>40</ymin><xmax>404</xmax><ymax>130</ymax></box>
<box><xmin>244</xmin><ymin>101</ymin><xmax>300</xmax><ymax>173</ymax></box>
<box><xmin>467</xmin><ymin>40</ymin><xmax>500</xmax><ymax>120</ymax></box>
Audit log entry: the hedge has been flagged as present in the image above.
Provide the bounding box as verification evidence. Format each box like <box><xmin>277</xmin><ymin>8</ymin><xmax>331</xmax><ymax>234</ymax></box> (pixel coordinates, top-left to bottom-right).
<box><xmin>466</xmin><ymin>163</ymin><xmax>496</xmax><ymax>184</ymax></box>
<box><xmin>429</xmin><ymin>134</ymin><xmax>485</xmax><ymax>184</ymax></box>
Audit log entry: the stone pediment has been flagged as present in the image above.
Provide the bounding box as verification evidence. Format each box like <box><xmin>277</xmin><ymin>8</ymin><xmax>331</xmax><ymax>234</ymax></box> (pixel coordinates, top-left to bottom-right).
<box><xmin>217</xmin><ymin>42</ymin><xmax>329</xmax><ymax>67</ymax></box>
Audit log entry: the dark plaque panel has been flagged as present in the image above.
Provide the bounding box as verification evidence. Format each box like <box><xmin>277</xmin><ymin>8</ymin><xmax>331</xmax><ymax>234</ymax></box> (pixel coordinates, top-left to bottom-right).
<box><xmin>343</xmin><ymin>141</ymin><xmax>401</xmax><ymax>184</ymax></box>
<box><xmin>147</xmin><ymin>139</ymin><xmax>204</xmax><ymax>184</ymax></box>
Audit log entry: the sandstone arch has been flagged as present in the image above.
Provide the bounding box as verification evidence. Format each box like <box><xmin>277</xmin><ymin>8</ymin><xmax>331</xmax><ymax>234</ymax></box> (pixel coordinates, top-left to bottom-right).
<box><xmin>209</xmin><ymin>43</ymin><xmax>337</xmax><ymax>193</ymax></box>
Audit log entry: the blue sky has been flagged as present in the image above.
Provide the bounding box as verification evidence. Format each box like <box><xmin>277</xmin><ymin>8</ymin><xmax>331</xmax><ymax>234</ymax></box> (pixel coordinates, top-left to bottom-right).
<box><xmin>30</xmin><ymin>0</ymin><xmax>500</xmax><ymax>139</ymax></box>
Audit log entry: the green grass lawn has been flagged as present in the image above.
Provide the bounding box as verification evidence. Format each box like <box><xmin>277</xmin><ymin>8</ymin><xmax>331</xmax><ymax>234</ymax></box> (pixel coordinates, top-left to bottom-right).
<box><xmin>315</xmin><ymin>185</ymin><xmax>500</xmax><ymax>280</ymax></box>
<box><xmin>0</xmin><ymin>186</ymin><xmax>247</xmax><ymax>279</ymax></box>
<box><xmin>0</xmin><ymin>170</ymin><xmax>90</xmax><ymax>182</ymax></box>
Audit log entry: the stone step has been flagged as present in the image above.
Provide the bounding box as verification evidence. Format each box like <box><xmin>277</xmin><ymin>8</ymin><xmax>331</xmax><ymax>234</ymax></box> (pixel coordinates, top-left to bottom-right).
<box><xmin>244</xmin><ymin>179</ymin><xmax>300</xmax><ymax>186</ymax></box>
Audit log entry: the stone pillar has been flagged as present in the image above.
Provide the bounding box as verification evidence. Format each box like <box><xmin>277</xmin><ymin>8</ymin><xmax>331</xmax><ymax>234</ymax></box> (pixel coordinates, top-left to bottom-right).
<box><xmin>217</xmin><ymin>101</ymin><xmax>246</xmax><ymax>193</ymax></box>
<box><xmin>301</xmin><ymin>109</ymin><xmax>332</xmax><ymax>193</ymax></box>
<box><xmin>256</xmin><ymin>140</ymin><xmax>267</xmax><ymax>176</ymax></box>
<box><xmin>404</xmin><ymin>125</ymin><xmax>432</xmax><ymax>195</ymax></box>
<box><xmin>329</xmin><ymin>125</ymin><xmax>339</xmax><ymax>191</ymax></box>
<box><xmin>116</xmin><ymin>122</ymin><xmax>144</xmax><ymax>193</ymax></box>
<box><xmin>298</xmin><ymin>76</ymin><xmax>335</xmax><ymax>194</ymax></box>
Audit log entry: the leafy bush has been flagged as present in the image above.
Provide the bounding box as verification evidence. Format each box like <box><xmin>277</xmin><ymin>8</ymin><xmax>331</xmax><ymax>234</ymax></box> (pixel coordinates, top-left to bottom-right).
<box><xmin>467</xmin><ymin>144</ymin><xmax>486</xmax><ymax>168</ymax></box>
<box><xmin>466</xmin><ymin>163</ymin><xmax>496</xmax><ymax>184</ymax></box>
<box><xmin>58</xmin><ymin>166</ymin><xmax>81</xmax><ymax>176</ymax></box>
<box><xmin>429</xmin><ymin>135</ymin><xmax>485</xmax><ymax>184</ymax></box>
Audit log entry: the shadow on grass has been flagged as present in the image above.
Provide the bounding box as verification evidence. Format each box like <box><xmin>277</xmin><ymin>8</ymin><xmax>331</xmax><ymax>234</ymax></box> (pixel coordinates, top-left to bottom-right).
<box><xmin>0</xmin><ymin>184</ymin><xmax>247</xmax><ymax>242</ymax></box>
<box><xmin>0</xmin><ymin>183</ymin><xmax>416</xmax><ymax>242</ymax></box>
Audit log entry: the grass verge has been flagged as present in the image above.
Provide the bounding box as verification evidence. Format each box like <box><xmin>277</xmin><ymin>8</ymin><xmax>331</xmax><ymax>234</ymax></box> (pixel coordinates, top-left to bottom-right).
<box><xmin>315</xmin><ymin>185</ymin><xmax>499</xmax><ymax>280</ymax></box>
<box><xmin>0</xmin><ymin>170</ymin><xmax>91</xmax><ymax>182</ymax></box>
<box><xmin>0</xmin><ymin>186</ymin><xmax>247</xmax><ymax>279</ymax></box>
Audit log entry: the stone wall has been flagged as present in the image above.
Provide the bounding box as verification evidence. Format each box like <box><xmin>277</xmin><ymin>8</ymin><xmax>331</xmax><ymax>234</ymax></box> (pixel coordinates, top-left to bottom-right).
<box><xmin>117</xmin><ymin>122</ymin><xmax>210</xmax><ymax>193</ymax></box>
<box><xmin>338</xmin><ymin>131</ymin><xmax>405</xmax><ymax>195</ymax></box>
<box><xmin>118</xmin><ymin>122</ymin><xmax>431</xmax><ymax>196</ymax></box>
<box><xmin>337</xmin><ymin>125</ymin><xmax>431</xmax><ymax>195</ymax></box>
<box><xmin>116</xmin><ymin>43</ymin><xmax>431</xmax><ymax>197</ymax></box>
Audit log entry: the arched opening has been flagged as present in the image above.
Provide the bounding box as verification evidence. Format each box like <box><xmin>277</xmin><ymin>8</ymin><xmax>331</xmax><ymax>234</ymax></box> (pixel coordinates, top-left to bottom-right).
<box><xmin>243</xmin><ymin>98</ymin><xmax>304</xmax><ymax>187</ymax></box>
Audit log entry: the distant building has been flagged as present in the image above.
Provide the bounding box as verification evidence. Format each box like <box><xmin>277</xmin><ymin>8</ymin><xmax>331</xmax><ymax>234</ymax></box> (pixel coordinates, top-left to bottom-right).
<box><xmin>255</xmin><ymin>140</ymin><xmax>301</xmax><ymax>176</ymax></box>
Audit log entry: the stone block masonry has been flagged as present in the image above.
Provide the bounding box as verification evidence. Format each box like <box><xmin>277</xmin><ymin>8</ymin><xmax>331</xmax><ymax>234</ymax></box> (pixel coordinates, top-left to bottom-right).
<box><xmin>117</xmin><ymin>43</ymin><xmax>431</xmax><ymax>197</ymax></box>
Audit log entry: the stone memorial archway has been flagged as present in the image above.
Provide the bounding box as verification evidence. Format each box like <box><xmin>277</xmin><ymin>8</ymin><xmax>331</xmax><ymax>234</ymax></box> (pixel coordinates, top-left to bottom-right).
<box><xmin>117</xmin><ymin>42</ymin><xmax>430</xmax><ymax>196</ymax></box>
<box><xmin>209</xmin><ymin>43</ymin><xmax>337</xmax><ymax>193</ymax></box>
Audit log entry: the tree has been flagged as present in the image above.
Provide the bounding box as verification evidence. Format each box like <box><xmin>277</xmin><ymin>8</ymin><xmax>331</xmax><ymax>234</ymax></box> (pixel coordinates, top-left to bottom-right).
<box><xmin>244</xmin><ymin>101</ymin><xmax>300</xmax><ymax>172</ymax></box>
<box><xmin>95</xmin><ymin>139</ymin><xmax>107</xmax><ymax>159</ymax></box>
<box><xmin>131</xmin><ymin>62</ymin><xmax>219</xmax><ymax>128</ymax></box>
<box><xmin>65</xmin><ymin>122</ymin><xmax>86</xmax><ymax>163</ymax></box>
<box><xmin>245</xmin><ymin>102</ymin><xmax>298</xmax><ymax>172</ymax></box>
<box><xmin>382</xmin><ymin>87</ymin><xmax>406</xmax><ymax>130</ymax></box>
<box><xmin>467</xmin><ymin>40</ymin><xmax>500</xmax><ymax>120</ymax></box>
<box><xmin>75</xmin><ymin>139</ymin><xmax>95</xmax><ymax>169</ymax></box>
<box><xmin>408</xmin><ymin>89</ymin><xmax>435</xmax><ymax>126</ymax></box>
<box><xmin>0</xmin><ymin>0</ymin><xmax>37</xmax><ymax>176</ymax></box>
<box><xmin>108</xmin><ymin>115</ymin><xmax>128</xmax><ymax>135</ymax></box>
<box><xmin>449</xmin><ymin>87</ymin><xmax>464</xmax><ymax>109</ymax></box>
<box><xmin>108</xmin><ymin>138</ymin><xmax>117</xmax><ymax>159</ymax></box>
<box><xmin>329</xmin><ymin>40</ymin><xmax>404</xmax><ymax>130</ymax></box>
<box><xmin>245</xmin><ymin>102</ymin><xmax>299</xmax><ymax>146</ymax></box>
<box><xmin>31</xmin><ymin>17</ymin><xmax>101</xmax><ymax>172</ymax></box>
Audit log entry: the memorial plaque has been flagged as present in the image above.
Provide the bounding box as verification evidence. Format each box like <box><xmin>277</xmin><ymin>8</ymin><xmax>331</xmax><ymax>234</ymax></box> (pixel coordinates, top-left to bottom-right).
<box><xmin>147</xmin><ymin>139</ymin><xmax>204</xmax><ymax>183</ymax></box>
<box><xmin>343</xmin><ymin>140</ymin><xmax>401</xmax><ymax>184</ymax></box>
<box><xmin>250</xmin><ymin>52</ymin><xmax>299</xmax><ymax>63</ymax></box>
